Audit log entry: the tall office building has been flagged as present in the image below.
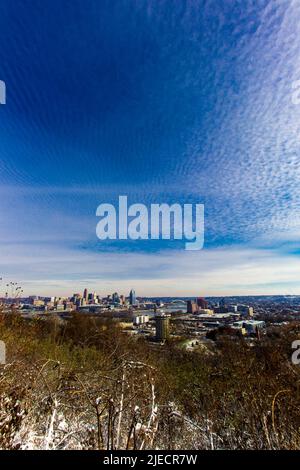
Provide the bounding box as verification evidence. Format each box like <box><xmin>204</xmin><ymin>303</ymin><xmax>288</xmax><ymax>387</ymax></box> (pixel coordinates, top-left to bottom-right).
<box><xmin>112</xmin><ymin>292</ymin><xmax>120</xmax><ymax>303</ymax></box>
<box><xmin>88</xmin><ymin>292</ymin><xmax>97</xmax><ymax>303</ymax></box>
<box><xmin>196</xmin><ymin>297</ymin><xmax>208</xmax><ymax>309</ymax></box>
<box><xmin>129</xmin><ymin>289</ymin><xmax>136</xmax><ymax>305</ymax></box>
<box><xmin>187</xmin><ymin>300</ymin><xmax>198</xmax><ymax>314</ymax></box>
<box><xmin>83</xmin><ymin>288</ymin><xmax>88</xmax><ymax>301</ymax></box>
<box><xmin>155</xmin><ymin>313</ymin><xmax>170</xmax><ymax>341</ymax></box>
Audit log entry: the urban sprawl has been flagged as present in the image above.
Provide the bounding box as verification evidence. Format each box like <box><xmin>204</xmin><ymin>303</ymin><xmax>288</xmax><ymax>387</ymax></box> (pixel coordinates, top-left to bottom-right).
<box><xmin>2</xmin><ymin>285</ymin><xmax>300</xmax><ymax>348</ymax></box>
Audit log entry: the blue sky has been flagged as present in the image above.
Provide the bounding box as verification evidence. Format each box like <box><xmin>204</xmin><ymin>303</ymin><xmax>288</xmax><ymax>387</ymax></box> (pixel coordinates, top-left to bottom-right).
<box><xmin>1</xmin><ymin>0</ymin><xmax>300</xmax><ymax>296</ymax></box>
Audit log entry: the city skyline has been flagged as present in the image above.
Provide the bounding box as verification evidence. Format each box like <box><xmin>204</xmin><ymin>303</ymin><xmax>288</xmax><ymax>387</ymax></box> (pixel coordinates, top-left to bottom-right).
<box><xmin>1</xmin><ymin>1</ymin><xmax>300</xmax><ymax>295</ymax></box>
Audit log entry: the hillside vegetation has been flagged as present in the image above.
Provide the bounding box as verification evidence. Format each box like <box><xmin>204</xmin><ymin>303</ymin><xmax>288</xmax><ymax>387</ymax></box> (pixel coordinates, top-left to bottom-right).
<box><xmin>0</xmin><ymin>312</ymin><xmax>300</xmax><ymax>450</ymax></box>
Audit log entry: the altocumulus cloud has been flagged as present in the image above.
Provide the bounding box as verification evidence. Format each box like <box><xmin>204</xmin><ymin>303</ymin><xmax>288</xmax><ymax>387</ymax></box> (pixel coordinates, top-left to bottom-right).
<box><xmin>1</xmin><ymin>1</ymin><xmax>300</xmax><ymax>293</ymax></box>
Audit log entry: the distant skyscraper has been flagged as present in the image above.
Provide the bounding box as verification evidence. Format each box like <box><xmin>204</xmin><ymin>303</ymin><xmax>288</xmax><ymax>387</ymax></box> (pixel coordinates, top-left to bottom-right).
<box><xmin>196</xmin><ymin>297</ymin><xmax>208</xmax><ymax>309</ymax></box>
<box><xmin>83</xmin><ymin>288</ymin><xmax>88</xmax><ymax>301</ymax></box>
<box><xmin>187</xmin><ymin>300</ymin><xmax>198</xmax><ymax>314</ymax></box>
<box><xmin>129</xmin><ymin>289</ymin><xmax>136</xmax><ymax>305</ymax></box>
<box><xmin>88</xmin><ymin>292</ymin><xmax>96</xmax><ymax>302</ymax></box>
<box><xmin>112</xmin><ymin>292</ymin><xmax>120</xmax><ymax>303</ymax></box>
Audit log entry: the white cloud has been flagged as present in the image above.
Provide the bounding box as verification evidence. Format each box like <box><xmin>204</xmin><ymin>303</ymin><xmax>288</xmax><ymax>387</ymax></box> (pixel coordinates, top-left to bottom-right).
<box><xmin>1</xmin><ymin>240</ymin><xmax>300</xmax><ymax>297</ymax></box>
